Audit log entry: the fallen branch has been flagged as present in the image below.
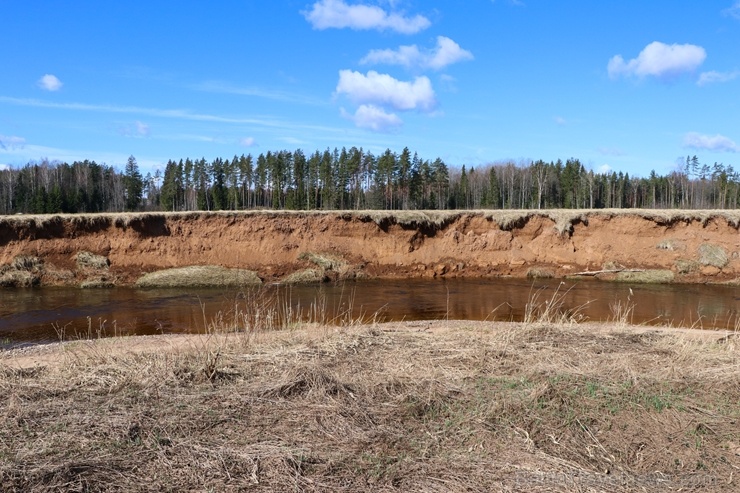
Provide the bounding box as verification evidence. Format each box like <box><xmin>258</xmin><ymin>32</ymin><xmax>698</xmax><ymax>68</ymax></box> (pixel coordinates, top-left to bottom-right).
<box><xmin>572</xmin><ymin>268</ymin><xmax>645</xmax><ymax>276</ymax></box>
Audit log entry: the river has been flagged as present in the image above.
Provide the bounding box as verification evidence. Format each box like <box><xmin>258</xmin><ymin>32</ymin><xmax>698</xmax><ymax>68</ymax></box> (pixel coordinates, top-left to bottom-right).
<box><xmin>2</xmin><ymin>278</ymin><xmax>739</xmax><ymax>347</ymax></box>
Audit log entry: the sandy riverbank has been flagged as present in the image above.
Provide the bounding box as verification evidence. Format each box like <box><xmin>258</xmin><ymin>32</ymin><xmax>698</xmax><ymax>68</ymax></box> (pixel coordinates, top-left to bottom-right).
<box><xmin>3</xmin><ymin>209</ymin><xmax>740</xmax><ymax>287</ymax></box>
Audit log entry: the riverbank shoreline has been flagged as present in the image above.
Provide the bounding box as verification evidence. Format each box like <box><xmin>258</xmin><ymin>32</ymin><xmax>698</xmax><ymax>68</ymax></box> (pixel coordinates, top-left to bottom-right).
<box><xmin>3</xmin><ymin>209</ymin><xmax>740</xmax><ymax>287</ymax></box>
<box><xmin>1</xmin><ymin>320</ymin><xmax>738</xmax><ymax>491</ymax></box>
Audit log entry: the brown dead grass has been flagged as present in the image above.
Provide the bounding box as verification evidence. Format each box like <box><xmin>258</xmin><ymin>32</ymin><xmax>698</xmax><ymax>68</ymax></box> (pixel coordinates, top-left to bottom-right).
<box><xmin>615</xmin><ymin>269</ymin><xmax>676</xmax><ymax>284</ymax></box>
<box><xmin>0</xmin><ymin>321</ymin><xmax>738</xmax><ymax>492</ymax></box>
<box><xmin>135</xmin><ymin>265</ymin><xmax>262</xmax><ymax>288</ymax></box>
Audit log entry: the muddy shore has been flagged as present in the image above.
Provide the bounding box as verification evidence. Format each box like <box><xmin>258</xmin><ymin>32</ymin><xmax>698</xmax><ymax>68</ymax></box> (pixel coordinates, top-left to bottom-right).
<box><xmin>2</xmin><ymin>209</ymin><xmax>740</xmax><ymax>287</ymax></box>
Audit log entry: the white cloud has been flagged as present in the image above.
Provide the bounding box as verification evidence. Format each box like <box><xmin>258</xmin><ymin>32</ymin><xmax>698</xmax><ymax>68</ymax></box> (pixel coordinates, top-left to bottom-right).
<box><xmin>341</xmin><ymin>104</ymin><xmax>402</xmax><ymax>132</ymax></box>
<box><xmin>553</xmin><ymin>116</ymin><xmax>566</xmax><ymax>126</ymax></box>
<box><xmin>37</xmin><ymin>74</ymin><xmax>63</xmax><ymax>91</ymax></box>
<box><xmin>302</xmin><ymin>0</ymin><xmax>430</xmax><ymax>34</ymax></box>
<box><xmin>491</xmin><ymin>0</ymin><xmax>525</xmax><ymax>5</ymax></box>
<box><xmin>598</xmin><ymin>164</ymin><xmax>612</xmax><ymax>174</ymax></box>
<box><xmin>0</xmin><ymin>135</ymin><xmax>26</xmax><ymax>150</ymax></box>
<box><xmin>135</xmin><ymin>121</ymin><xmax>150</xmax><ymax>137</ymax></box>
<box><xmin>239</xmin><ymin>137</ymin><xmax>256</xmax><ymax>147</ymax></box>
<box><xmin>683</xmin><ymin>132</ymin><xmax>738</xmax><ymax>152</ymax></box>
<box><xmin>608</xmin><ymin>42</ymin><xmax>706</xmax><ymax>80</ymax></box>
<box><xmin>335</xmin><ymin>70</ymin><xmax>436</xmax><ymax>112</ymax></box>
<box><xmin>439</xmin><ymin>73</ymin><xmax>459</xmax><ymax>92</ymax></box>
<box><xmin>360</xmin><ymin>36</ymin><xmax>473</xmax><ymax>70</ymax></box>
<box><xmin>119</xmin><ymin>121</ymin><xmax>151</xmax><ymax>137</ymax></box>
<box><xmin>723</xmin><ymin>1</ymin><xmax>740</xmax><ymax>19</ymax></box>
<box><xmin>697</xmin><ymin>70</ymin><xmax>739</xmax><ymax>86</ymax></box>
<box><xmin>0</xmin><ymin>164</ymin><xmax>8</xmax><ymax>171</ymax></box>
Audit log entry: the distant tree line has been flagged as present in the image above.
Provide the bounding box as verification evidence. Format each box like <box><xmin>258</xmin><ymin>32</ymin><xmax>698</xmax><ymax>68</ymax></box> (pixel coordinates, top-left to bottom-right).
<box><xmin>0</xmin><ymin>150</ymin><xmax>737</xmax><ymax>215</ymax></box>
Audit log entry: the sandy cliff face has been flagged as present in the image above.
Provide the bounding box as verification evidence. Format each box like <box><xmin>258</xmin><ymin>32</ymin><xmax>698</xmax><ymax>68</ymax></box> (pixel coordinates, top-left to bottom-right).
<box><xmin>1</xmin><ymin>210</ymin><xmax>739</xmax><ymax>287</ymax></box>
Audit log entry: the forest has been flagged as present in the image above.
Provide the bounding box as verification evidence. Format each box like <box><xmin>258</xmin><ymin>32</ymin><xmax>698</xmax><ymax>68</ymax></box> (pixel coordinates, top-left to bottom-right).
<box><xmin>0</xmin><ymin>148</ymin><xmax>737</xmax><ymax>215</ymax></box>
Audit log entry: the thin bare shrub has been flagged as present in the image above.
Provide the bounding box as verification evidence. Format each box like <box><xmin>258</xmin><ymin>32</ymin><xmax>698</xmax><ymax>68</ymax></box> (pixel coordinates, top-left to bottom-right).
<box><xmin>202</xmin><ymin>283</ymin><xmax>383</xmax><ymax>336</ymax></box>
<box><xmin>523</xmin><ymin>282</ymin><xmax>590</xmax><ymax>325</ymax></box>
<box><xmin>609</xmin><ymin>292</ymin><xmax>635</xmax><ymax>327</ymax></box>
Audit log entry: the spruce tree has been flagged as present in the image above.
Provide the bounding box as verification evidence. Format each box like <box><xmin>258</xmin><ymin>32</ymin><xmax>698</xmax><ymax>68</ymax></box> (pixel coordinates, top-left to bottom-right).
<box><xmin>123</xmin><ymin>155</ymin><xmax>144</xmax><ymax>211</ymax></box>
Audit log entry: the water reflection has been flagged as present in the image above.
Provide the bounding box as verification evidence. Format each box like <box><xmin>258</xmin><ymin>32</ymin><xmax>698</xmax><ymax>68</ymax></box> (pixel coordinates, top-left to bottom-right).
<box><xmin>1</xmin><ymin>278</ymin><xmax>739</xmax><ymax>347</ymax></box>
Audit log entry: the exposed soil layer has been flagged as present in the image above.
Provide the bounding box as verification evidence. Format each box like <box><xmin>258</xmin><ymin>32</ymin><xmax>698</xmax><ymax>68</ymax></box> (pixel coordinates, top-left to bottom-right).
<box><xmin>2</xmin><ymin>209</ymin><xmax>740</xmax><ymax>287</ymax></box>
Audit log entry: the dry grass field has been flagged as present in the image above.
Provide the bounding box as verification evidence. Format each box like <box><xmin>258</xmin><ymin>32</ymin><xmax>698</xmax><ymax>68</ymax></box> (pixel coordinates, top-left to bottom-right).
<box><xmin>1</xmin><ymin>318</ymin><xmax>738</xmax><ymax>492</ymax></box>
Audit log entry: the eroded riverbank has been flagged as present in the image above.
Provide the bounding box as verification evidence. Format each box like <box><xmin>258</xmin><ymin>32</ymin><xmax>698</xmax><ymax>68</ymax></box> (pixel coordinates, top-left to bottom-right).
<box><xmin>2</xmin><ymin>209</ymin><xmax>740</xmax><ymax>287</ymax></box>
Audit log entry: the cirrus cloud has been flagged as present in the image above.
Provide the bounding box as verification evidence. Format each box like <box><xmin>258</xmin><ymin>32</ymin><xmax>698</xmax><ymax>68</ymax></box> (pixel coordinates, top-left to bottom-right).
<box><xmin>0</xmin><ymin>135</ymin><xmax>26</xmax><ymax>150</ymax></box>
<box><xmin>723</xmin><ymin>1</ymin><xmax>740</xmax><ymax>19</ymax></box>
<box><xmin>608</xmin><ymin>42</ymin><xmax>706</xmax><ymax>80</ymax></box>
<box><xmin>239</xmin><ymin>136</ymin><xmax>257</xmax><ymax>147</ymax></box>
<box><xmin>302</xmin><ymin>0</ymin><xmax>430</xmax><ymax>34</ymax></box>
<box><xmin>683</xmin><ymin>132</ymin><xmax>738</xmax><ymax>152</ymax></box>
<box><xmin>360</xmin><ymin>36</ymin><xmax>473</xmax><ymax>71</ymax></box>
<box><xmin>37</xmin><ymin>74</ymin><xmax>63</xmax><ymax>91</ymax></box>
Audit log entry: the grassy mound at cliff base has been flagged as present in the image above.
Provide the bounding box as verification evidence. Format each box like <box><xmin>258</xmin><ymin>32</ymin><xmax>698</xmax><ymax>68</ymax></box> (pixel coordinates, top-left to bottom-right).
<box><xmin>615</xmin><ymin>269</ymin><xmax>675</xmax><ymax>283</ymax></box>
<box><xmin>281</xmin><ymin>268</ymin><xmax>326</xmax><ymax>284</ymax></box>
<box><xmin>135</xmin><ymin>265</ymin><xmax>262</xmax><ymax>288</ymax></box>
<box><xmin>1</xmin><ymin>321</ymin><xmax>737</xmax><ymax>492</ymax></box>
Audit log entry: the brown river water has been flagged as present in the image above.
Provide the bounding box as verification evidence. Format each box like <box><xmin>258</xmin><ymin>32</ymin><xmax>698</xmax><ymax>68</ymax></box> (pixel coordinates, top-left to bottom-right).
<box><xmin>2</xmin><ymin>278</ymin><xmax>739</xmax><ymax>347</ymax></box>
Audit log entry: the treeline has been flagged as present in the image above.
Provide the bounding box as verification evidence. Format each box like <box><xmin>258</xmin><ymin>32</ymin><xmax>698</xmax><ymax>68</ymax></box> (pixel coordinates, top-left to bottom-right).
<box><xmin>0</xmin><ymin>156</ymin><xmax>144</xmax><ymax>215</ymax></box>
<box><xmin>0</xmin><ymin>149</ymin><xmax>737</xmax><ymax>215</ymax></box>
<box><xmin>451</xmin><ymin>155</ymin><xmax>740</xmax><ymax>210</ymax></box>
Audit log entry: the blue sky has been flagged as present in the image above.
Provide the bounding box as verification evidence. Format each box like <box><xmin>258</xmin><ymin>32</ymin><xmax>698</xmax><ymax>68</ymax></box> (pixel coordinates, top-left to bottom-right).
<box><xmin>1</xmin><ymin>0</ymin><xmax>739</xmax><ymax>177</ymax></box>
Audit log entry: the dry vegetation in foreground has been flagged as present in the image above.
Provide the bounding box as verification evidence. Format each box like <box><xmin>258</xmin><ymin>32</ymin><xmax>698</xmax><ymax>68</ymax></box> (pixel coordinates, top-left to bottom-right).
<box><xmin>1</xmin><ymin>319</ymin><xmax>738</xmax><ymax>492</ymax></box>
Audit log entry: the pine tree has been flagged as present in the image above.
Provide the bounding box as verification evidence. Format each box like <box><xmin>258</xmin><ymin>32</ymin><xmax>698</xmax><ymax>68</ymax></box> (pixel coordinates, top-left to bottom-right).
<box><xmin>123</xmin><ymin>155</ymin><xmax>143</xmax><ymax>211</ymax></box>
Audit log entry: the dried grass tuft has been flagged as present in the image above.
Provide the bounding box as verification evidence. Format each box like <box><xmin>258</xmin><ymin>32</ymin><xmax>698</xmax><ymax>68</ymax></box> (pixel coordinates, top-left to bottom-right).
<box><xmin>615</xmin><ymin>269</ymin><xmax>675</xmax><ymax>283</ymax></box>
<box><xmin>698</xmin><ymin>243</ymin><xmax>729</xmax><ymax>268</ymax></box>
<box><xmin>298</xmin><ymin>252</ymin><xmax>346</xmax><ymax>271</ymax></box>
<box><xmin>656</xmin><ymin>239</ymin><xmax>685</xmax><ymax>251</ymax></box>
<box><xmin>0</xmin><ymin>269</ymin><xmax>38</xmax><ymax>287</ymax></box>
<box><xmin>11</xmin><ymin>255</ymin><xmax>44</xmax><ymax>271</ymax></box>
<box><xmin>75</xmin><ymin>251</ymin><xmax>110</xmax><ymax>270</ymax></box>
<box><xmin>281</xmin><ymin>268</ymin><xmax>326</xmax><ymax>284</ymax></box>
<box><xmin>0</xmin><ymin>255</ymin><xmax>44</xmax><ymax>287</ymax></box>
<box><xmin>675</xmin><ymin>259</ymin><xmax>699</xmax><ymax>274</ymax></box>
<box><xmin>526</xmin><ymin>267</ymin><xmax>555</xmax><ymax>279</ymax></box>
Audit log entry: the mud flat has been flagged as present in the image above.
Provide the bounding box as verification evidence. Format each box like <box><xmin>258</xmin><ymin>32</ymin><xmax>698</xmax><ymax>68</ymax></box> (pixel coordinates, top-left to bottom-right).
<box><xmin>2</xmin><ymin>209</ymin><xmax>740</xmax><ymax>287</ymax></box>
